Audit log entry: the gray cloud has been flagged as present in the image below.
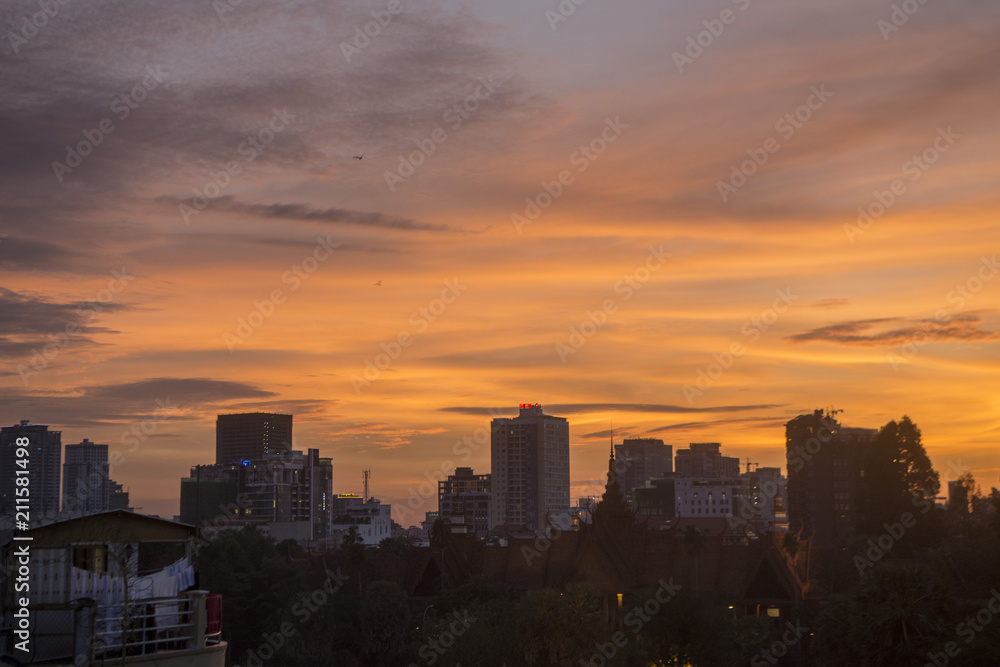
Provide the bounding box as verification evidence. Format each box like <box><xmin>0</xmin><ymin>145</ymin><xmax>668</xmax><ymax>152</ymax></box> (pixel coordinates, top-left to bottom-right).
<box><xmin>190</xmin><ymin>196</ymin><xmax>450</xmax><ymax>232</ymax></box>
<box><xmin>0</xmin><ymin>0</ymin><xmax>540</xmax><ymax>216</ymax></box>
<box><xmin>784</xmin><ymin>313</ymin><xmax>999</xmax><ymax>347</ymax></box>
<box><xmin>441</xmin><ymin>403</ymin><xmax>784</xmax><ymax>416</ymax></box>
<box><xmin>0</xmin><ymin>288</ymin><xmax>130</xmax><ymax>359</ymax></box>
<box><xmin>647</xmin><ymin>416</ymin><xmax>788</xmax><ymax>434</ymax></box>
<box><xmin>0</xmin><ymin>377</ymin><xmax>295</xmax><ymax>428</ymax></box>
<box><xmin>88</xmin><ymin>378</ymin><xmax>275</xmax><ymax>403</ymax></box>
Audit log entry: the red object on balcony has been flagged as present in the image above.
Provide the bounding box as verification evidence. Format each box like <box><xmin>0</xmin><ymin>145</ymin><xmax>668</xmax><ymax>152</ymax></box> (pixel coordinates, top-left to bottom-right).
<box><xmin>206</xmin><ymin>594</ymin><xmax>223</xmax><ymax>635</ymax></box>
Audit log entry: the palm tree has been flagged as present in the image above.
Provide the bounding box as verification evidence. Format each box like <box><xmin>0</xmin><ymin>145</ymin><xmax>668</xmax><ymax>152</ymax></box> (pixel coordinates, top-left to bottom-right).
<box><xmin>430</xmin><ymin>517</ymin><xmax>453</xmax><ymax>589</ymax></box>
<box><xmin>430</xmin><ymin>517</ymin><xmax>451</xmax><ymax>552</ymax></box>
<box><xmin>341</xmin><ymin>526</ymin><xmax>365</xmax><ymax>596</ymax></box>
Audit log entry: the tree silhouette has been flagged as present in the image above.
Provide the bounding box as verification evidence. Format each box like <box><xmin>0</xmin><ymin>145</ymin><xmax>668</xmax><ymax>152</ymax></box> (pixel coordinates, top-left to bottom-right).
<box><xmin>430</xmin><ymin>517</ymin><xmax>451</xmax><ymax>552</ymax></box>
<box><xmin>198</xmin><ymin>526</ymin><xmax>305</xmax><ymax>664</ymax></box>
<box><xmin>683</xmin><ymin>525</ymin><xmax>704</xmax><ymax>597</ymax></box>
<box><xmin>376</xmin><ymin>536</ymin><xmax>409</xmax><ymax>558</ymax></box>
<box><xmin>516</xmin><ymin>585</ymin><xmax>608</xmax><ymax>666</ymax></box>
<box><xmin>859</xmin><ymin>416</ymin><xmax>940</xmax><ymax>543</ymax></box>
<box><xmin>782</xmin><ymin>531</ymin><xmax>799</xmax><ymax>560</ymax></box>
<box><xmin>948</xmin><ymin>473</ymin><xmax>976</xmax><ymax>515</ymax></box>
<box><xmin>359</xmin><ymin>580</ymin><xmax>411</xmax><ymax>665</ymax></box>
<box><xmin>812</xmin><ymin>562</ymin><xmax>955</xmax><ymax>665</ymax></box>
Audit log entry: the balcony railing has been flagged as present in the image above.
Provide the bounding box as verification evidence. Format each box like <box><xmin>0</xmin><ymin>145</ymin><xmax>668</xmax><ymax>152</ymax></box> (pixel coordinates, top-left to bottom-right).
<box><xmin>6</xmin><ymin>590</ymin><xmax>219</xmax><ymax>664</ymax></box>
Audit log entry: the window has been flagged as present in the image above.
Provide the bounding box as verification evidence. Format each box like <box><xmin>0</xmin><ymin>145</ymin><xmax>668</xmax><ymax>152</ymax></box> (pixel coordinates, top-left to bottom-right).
<box><xmin>72</xmin><ymin>545</ymin><xmax>107</xmax><ymax>574</ymax></box>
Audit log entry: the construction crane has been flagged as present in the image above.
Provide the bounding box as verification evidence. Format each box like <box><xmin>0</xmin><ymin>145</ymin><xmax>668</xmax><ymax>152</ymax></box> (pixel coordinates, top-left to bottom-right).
<box><xmin>362</xmin><ymin>469</ymin><xmax>371</xmax><ymax>502</ymax></box>
<box><xmin>744</xmin><ymin>458</ymin><xmax>758</xmax><ymax>474</ymax></box>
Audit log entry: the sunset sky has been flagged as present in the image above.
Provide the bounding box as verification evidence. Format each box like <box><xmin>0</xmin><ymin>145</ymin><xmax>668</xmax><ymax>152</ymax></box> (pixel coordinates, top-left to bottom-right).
<box><xmin>2</xmin><ymin>0</ymin><xmax>998</xmax><ymax>523</ymax></box>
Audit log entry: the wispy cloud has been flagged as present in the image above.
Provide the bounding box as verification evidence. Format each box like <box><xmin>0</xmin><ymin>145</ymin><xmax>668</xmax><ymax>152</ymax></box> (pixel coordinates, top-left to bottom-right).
<box><xmin>168</xmin><ymin>196</ymin><xmax>451</xmax><ymax>232</ymax></box>
<box><xmin>0</xmin><ymin>378</ymin><xmax>293</xmax><ymax>427</ymax></box>
<box><xmin>441</xmin><ymin>403</ymin><xmax>784</xmax><ymax>416</ymax></box>
<box><xmin>0</xmin><ymin>288</ymin><xmax>130</xmax><ymax>359</ymax></box>
<box><xmin>785</xmin><ymin>313</ymin><xmax>999</xmax><ymax>347</ymax></box>
<box><xmin>648</xmin><ymin>416</ymin><xmax>788</xmax><ymax>434</ymax></box>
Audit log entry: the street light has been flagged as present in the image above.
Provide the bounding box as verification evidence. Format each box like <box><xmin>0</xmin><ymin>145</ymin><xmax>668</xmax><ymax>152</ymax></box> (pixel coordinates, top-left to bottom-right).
<box><xmin>417</xmin><ymin>604</ymin><xmax>433</xmax><ymax>631</ymax></box>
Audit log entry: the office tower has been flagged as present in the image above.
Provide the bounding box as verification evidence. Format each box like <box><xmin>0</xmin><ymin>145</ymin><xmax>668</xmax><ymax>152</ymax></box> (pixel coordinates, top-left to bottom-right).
<box><xmin>62</xmin><ymin>439</ymin><xmax>112</xmax><ymax>514</ymax></box>
<box><xmin>215</xmin><ymin>412</ymin><xmax>293</xmax><ymax>465</ymax></box>
<box><xmin>614</xmin><ymin>437</ymin><xmax>672</xmax><ymax>503</ymax></box>
<box><xmin>674</xmin><ymin>442</ymin><xmax>740</xmax><ymax>478</ymax></box>
<box><xmin>438</xmin><ymin>467</ymin><xmax>491</xmax><ymax>534</ymax></box>
<box><xmin>490</xmin><ymin>403</ymin><xmax>569</xmax><ymax>532</ymax></box>
<box><xmin>785</xmin><ymin>410</ymin><xmax>875</xmax><ymax>547</ymax></box>
<box><xmin>1</xmin><ymin>420</ymin><xmax>61</xmax><ymax>515</ymax></box>
<box><xmin>179</xmin><ymin>463</ymin><xmax>242</xmax><ymax>526</ymax></box>
<box><xmin>181</xmin><ymin>448</ymin><xmax>332</xmax><ymax>541</ymax></box>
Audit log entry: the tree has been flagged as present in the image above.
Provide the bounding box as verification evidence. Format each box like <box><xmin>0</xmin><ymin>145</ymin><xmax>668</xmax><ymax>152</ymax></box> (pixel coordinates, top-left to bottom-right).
<box><xmin>811</xmin><ymin>562</ymin><xmax>956</xmax><ymax>665</ymax></box>
<box><xmin>782</xmin><ymin>531</ymin><xmax>800</xmax><ymax>560</ymax></box>
<box><xmin>947</xmin><ymin>473</ymin><xmax>976</xmax><ymax>515</ymax></box>
<box><xmin>683</xmin><ymin>525</ymin><xmax>705</xmax><ymax>596</ymax></box>
<box><xmin>948</xmin><ymin>481</ymin><xmax>1000</xmax><ymax>595</ymax></box>
<box><xmin>516</xmin><ymin>585</ymin><xmax>609</xmax><ymax>666</ymax></box>
<box><xmin>859</xmin><ymin>416</ymin><xmax>940</xmax><ymax>543</ymax></box>
<box><xmin>340</xmin><ymin>526</ymin><xmax>367</xmax><ymax>597</ymax></box>
<box><xmin>198</xmin><ymin>526</ymin><xmax>306</xmax><ymax>664</ymax></box>
<box><xmin>637</xmin><ymin>588</ymin><xmax>748</xmax><ymax>665</ymax></box>
<box><xmin>421</xmin><ymin>579</ymin><xmax>524</xmax><ymax>667</ymax></box>
<box><xmin>359</xmin><ymin>580</ymin><xmax>411</xmax><ymax>665</ymax></box>
<box><xmin>276</xmin><ymin>537</ymin><xmax>305</xmax><ymax>559</ymax></box>
<box><xmin>376</xmin><ymin>536</ymin><xmax>410</xmax><ymax>558</ymax></box>
<box><xmin>430</xmin><ymin>517</ymin><xmax>451</xmax><ymax>552</ymax></box>
<box><xmin>341</xmin><ymin>526</ymin><xmax>366</xmax><ymax>565</ymax></box>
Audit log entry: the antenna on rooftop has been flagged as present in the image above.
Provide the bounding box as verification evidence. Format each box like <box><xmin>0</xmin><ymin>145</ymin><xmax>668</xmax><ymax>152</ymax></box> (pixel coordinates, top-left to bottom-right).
<box><xmin>362</xmin><ymin>469</ymin><xmax>371</xmax><ymax>502</ymax></box>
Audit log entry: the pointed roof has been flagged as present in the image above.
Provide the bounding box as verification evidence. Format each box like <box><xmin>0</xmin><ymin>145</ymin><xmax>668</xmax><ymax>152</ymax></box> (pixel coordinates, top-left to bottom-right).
<box><xmin>592</xmin><ymin>439</ymin><xmax>634</xmax><ymax>526</ymax></box>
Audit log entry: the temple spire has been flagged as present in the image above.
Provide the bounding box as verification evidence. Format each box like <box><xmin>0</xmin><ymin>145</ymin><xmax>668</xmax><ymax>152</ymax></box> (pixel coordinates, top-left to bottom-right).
<box><xmin>593</xmin><ymin>425</ymin><xmax>633</xmax><ymax>525</ymax></box>
<box><xmin>607</xmin><ymin>423</ymin><xmax>618</xmax><ymax>486</ymax></box>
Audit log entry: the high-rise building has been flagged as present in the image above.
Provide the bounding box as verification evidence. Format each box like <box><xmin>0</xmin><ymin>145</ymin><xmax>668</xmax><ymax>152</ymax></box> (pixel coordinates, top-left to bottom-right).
<box><xmin>62</xmin><ymin>439</ymin><xmax>128</xmax><ymax>515</ymax></box>
<box><xmin>181</xmin><ymin>447</ymin><xmax>332</xmax><ymax>541</ymax></box>
<box><xmin>179</xmin><ymin>463</ymin><xmax>242</xmax><ymax>526</ymax></box>
<box><xmin>1</xmin><ymin>421</ymin><xmax>61</xmax><ymax>515</ymax></box>
<box><xmin>438</xmin><ymin>467</ymin><xmax>491</xmax><ymax>534</ymax></box>
<box><xmin>614</xmin><ymin>438</ymin><xmax>672</xmax><ymax>503</ymax></box>
<box><xmin>215</xmin><ymin>412</ymin><xmax>293</xmax><ymax>465</ymax></box>
<box><xmin>674</xmin><ymin>442</ymin><xmax>740</xmax><ymax>478</ymax></box>
<box><xmin>785</xmin><ymin>410</ymin><xmax>875</xmax><ymax>548</ymax></box>
<box><xmin>490</xmin><ymin>403</ymin><xmax>569</xmax><ymax>532</ymax></box>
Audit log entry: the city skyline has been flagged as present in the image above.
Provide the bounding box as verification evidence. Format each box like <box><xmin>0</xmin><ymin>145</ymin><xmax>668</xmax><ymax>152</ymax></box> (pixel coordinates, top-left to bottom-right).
<box><xmin>0</xmin><ymin>403</ymin><xmax>978</xmax><ymax>524</ymax></box>
<box><xmin>2</xmin><ymin>0</ymin><xmax>998</xmax><ymax>521</ymax></box>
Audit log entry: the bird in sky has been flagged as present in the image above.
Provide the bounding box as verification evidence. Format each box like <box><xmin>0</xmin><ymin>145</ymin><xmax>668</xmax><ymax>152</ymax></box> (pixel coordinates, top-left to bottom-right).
<box><xmin>354</xmin><ymin>153</ymin><xmax>364</xmax><ymax>160</ymax></box>
<box><xmin>374</xmin><ymin>280</ymin><xmax>381</xmax><ymax>286</ymax></box>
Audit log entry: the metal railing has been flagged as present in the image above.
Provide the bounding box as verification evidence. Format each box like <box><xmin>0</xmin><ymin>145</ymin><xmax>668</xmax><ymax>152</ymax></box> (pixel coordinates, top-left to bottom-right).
<box><xmin>89</xmin><ymin>590</ymin><xmax>210</xmax><ymax>663</ymax></box>
<box><xmin>4</xmin><ymin>590</ymin><xmax>214</xmax><ymax>665</ymax></box>
<box><xmin>91</xmin><ymin>597</ymin><xmax>194</xmax><ymax>661</ymax></box>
